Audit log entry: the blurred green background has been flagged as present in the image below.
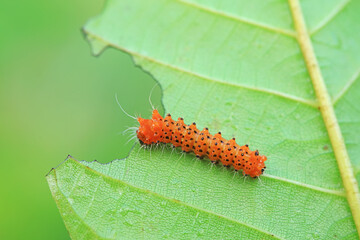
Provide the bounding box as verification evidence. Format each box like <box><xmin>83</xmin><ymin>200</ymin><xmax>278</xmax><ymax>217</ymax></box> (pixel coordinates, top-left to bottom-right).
<box><xmin>0</xmin><ymin>1</ymin><xmax>162</xmax><ymax>239</ymax></box>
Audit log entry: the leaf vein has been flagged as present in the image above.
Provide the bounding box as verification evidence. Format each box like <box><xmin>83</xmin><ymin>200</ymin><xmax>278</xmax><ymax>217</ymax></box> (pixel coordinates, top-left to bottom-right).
<box><xmin>262</xmin><ymin>174</ymin><xmax>345</xmax><ymax>197</ymax></box>
<box><xmin>333</xmin><ymin>67</ymin><xmax>360</xmax><ymax>105</ymax></box>
<box><xmin>49</xmin><ymin>170</ymin><xmax>108</xmax><ymax>240</ymax></box>
<box><xmin>310</xmin><ymin>0</ymin><xmax>351</xmax><ymax>35</ymax></box>
<box><xmin>84</xmin><ymin>31</ymin><xmax>319</xmax><ymax>108</ymax></box>
<box><xmin>69</xmin><ymin>158</ymin><xmax>284</xmax><ymax>239</ymax></box>
<box><xmin>177</xmin><ymin>0</ymin><xmax>296</xmax><ymax>37</ymax></box>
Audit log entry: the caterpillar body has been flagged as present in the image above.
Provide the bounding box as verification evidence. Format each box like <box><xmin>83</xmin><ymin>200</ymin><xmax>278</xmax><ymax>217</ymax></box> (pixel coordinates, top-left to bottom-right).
<box><xmin>136</xmin><ymin>109</ymin><xmax>267</xmax><ymax>178</ymax></box>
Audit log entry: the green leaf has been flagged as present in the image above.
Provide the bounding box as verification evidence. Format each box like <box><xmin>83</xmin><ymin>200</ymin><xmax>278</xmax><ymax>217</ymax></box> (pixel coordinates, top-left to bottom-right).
<box><xmin>48</xmin><ymin>157</ymin><xmax>277</xmax><ymax>239</ymax></box>
<box><xmin>48</xmin><ymin>0</ymin><xmax>360</xmax><ymax>239</ymax></box>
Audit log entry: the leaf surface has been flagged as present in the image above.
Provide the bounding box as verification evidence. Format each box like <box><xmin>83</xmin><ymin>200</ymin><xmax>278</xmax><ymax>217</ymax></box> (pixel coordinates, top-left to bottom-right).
<box><xmin>48</xmin><ymin>0</ymin><xmax>360</xmax><ymax>239</ymax></box>
<box><xmin>48</xmin><ymin>158</ymin><xmax>275</xmax><ymax>239</ymax></box>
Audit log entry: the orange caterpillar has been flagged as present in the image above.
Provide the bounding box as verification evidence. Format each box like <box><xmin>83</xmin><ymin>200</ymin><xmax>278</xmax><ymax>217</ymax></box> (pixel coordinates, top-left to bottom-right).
<box><xmin>136</xmin><ymin>109</ymin><xmax>267</xmax><ymax>178</ymax></box>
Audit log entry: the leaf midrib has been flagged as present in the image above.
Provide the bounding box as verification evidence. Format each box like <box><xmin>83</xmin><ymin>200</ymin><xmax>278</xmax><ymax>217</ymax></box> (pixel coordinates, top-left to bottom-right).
<box><xmin>288</xmin><ymin>0</ymin><xmax>360</xmax><ymax>236</ymax></box>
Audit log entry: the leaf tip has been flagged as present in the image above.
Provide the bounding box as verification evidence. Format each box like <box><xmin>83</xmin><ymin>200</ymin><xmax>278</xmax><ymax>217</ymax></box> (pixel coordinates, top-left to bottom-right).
<box><xmin>82</xmin><ymin>28</ymin><xmax>109</xmax><ymax>56</ymax></box>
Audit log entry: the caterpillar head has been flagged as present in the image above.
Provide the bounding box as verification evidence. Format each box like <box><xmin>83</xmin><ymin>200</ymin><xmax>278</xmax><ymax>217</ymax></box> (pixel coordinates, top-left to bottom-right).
<box><xmin>137</xmin><ymin>110</ymin><xmax>164</xmax><ymax>145</ymax></box>
<box><xmin>136</xmin><ymin>117</ymin><xmax>154</xmax><ymax>145</ymax></box>
<box><xmin>243</xmin><ymin>151</ymin><xmax>267</xmax><ymax>178</ymax></box>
